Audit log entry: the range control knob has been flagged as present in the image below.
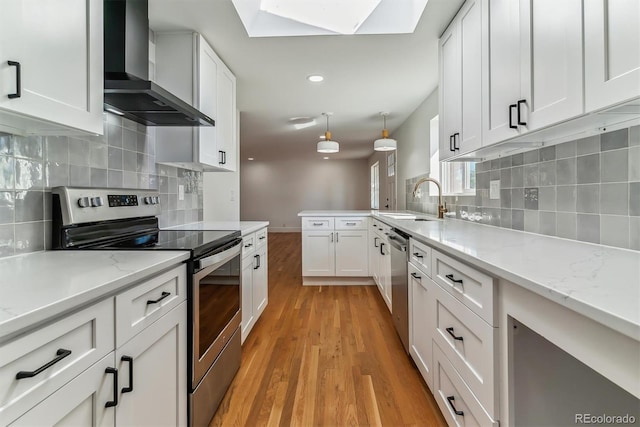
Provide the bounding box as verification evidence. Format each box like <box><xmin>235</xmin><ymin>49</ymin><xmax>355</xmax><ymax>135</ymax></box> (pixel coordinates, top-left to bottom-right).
<box><xmin>90</xmin><ymin>197</ymin><xmax>103</xmax><ymax>207</ymax></box>
<box><xmin>77</xmin><ymin>197</ymin><xmax>90</xmax><ymax>208</ymax></box>
<box><xmin>154</xmin><ymin>196</ymin><xmax>160</xmax><ymax>204</ymax></box>
<box><xmin>144</xmin><ymin>196</ymin><xmax>152</xmax><ymax>205</ymax></box>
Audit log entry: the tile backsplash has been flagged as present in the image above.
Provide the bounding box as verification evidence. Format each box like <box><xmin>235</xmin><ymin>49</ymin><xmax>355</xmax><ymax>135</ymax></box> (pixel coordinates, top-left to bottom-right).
<box><xmin>407</xmin><ymin>125</ymin><xmax>640</xmax><ymax>250</ymax></box>
<box><xmin>0</xmin><ymin>113</ymin><xmax>203</xmax><ymax>258</ymax></box>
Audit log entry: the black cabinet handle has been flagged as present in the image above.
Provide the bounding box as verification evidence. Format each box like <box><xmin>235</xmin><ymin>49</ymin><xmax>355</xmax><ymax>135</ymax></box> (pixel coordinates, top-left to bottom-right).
<box><xmin>411</xmin><ymin>272</ymin><xmax>421</xmax><ymax>280</ymax></box>
<box><xmin>449</xmin><ymin>135</ymin><xmax>455</xmax><ymax>152</ymax></box>
<box><xmin>346</xmin><ymin>222</ymin><xmax>357</xmax><ymax>226</ymax></box>
<box><xmin>254</xmin><ymin>254</ymin><xmax>260</xmax><ymax>270</ymax></box>
<box><xmin>453</xmin><ymin>132</ymin><xmax>460</xmax><ymax>150</ymax></box>
<box><xmin>105</xmin><ymin>367</ymin><xmax>118</xmax><ymax>408</ymax></box>
<box><xmin>223</xmin><ymin>151</ymin><xmax>227</xmax><ymax>164</ymax></box>
<box><xmin>413</xmin><ymin>252</ymin><xmax>423</xmax><ymax>259</ymax></box>
<box><xmin>517</xmin><ymin>99</ymin><xmax>527</xmax><ymax>125</ymax></box>
<box><xmin>8</xmin><ymin>61</ymin><xmax>21</xmax><ymax>99</ymax></box>
<box><xmin>445</xmin><ymin>274</ymin><xmax>463</xmax><ymax>284</ymax></box>
<box><xmin>146</xmin><ymin>291</ymin><xmax>170</xmax><ymax>305</ymax></box>
<box><xmin>509</xmin><ymin>104</ymin><xmax>518</xmax><ymax>129</ymax></box>
<box><xmin>219</xmin><ymin>150</ymin><xmax>224</xmax><ymax>165</ymax></box>
<box><xmin>446</xmin><ymin>327</ymin><xmax>464</xmax><ymax>341</ymax></box>
<box><xmin>312</xmin><ymin>222</ymin><xmax>324</xmax><ymax>226</ymax></box>
<box><xmin>244</xmin><ymin>243</ymin><xmax>253</xmax><ymax>248</ymax></box>
<box><xmin>374</xmin><ymin>237</ymin><xmax>379</xmax><ymax>248</ymax></box>
<box><xmin>380</xmin><ymin>242</ymin><xmax>385</xmax><ymax>256</ymax></box>
<box><xmin>121</xmin><ymin>356</ymin><xmax>133</xmax><ymax>393</ymax></box>
<box><xmin>16</xmin><ymin>348</ymin><xmax>72</xmax><ymax>379</ymax></box>
<box><xmin>259</xmin><ymin>236</ymin><xmax>266</xmax><ymax>240</ymax></box>
<box><xmin>446</xmin><ymin>396</ymin><xmax>464</xmax><ymax>416</ymax></box>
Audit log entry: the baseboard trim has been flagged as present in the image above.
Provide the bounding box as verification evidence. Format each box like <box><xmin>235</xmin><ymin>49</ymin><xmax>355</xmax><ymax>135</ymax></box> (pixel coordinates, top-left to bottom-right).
<box><xmin>302</xmin><ymin>276</ymin><xmax>375</xmax><ymax>286</ymax></box>
<box><xmin>269</xmin><ymin>227</ymin><xmax>301</xmax><ymax>233</ymax></box>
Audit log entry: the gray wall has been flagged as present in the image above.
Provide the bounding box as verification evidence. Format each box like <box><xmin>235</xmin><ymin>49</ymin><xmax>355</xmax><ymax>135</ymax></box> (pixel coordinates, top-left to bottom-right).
<box><xmin>240</xmin><ymin>158</ymin><xmax>370</xmax><ymax>231</ymax></box>
<box><xmin>0</xmin><ymin>113</ymin><xmax>205</xmax><ymax>258</ymax></box>
<box><xmin>406</xmin><ymin>126</ymin><xmax>640</xmax><ymax>250</ymax></box>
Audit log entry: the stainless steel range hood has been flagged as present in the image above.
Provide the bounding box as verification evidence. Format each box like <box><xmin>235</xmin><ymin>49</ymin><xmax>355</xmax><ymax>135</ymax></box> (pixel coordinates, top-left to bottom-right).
<box><xmin>103</xmin><ymin>0</ymin><xmax>215</xmax><ymax>127</ymax></box>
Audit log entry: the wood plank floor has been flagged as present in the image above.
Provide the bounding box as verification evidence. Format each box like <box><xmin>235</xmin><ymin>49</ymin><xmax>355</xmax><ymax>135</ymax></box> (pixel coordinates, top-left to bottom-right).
<box><xmin>210</xmin><ymin>232</ymin><xmax>446</xmax><ymax>427</ymax></box>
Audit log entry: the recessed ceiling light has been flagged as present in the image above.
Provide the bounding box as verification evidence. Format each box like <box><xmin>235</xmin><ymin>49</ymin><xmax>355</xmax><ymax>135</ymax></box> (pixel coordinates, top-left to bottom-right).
<box><xmin>248</xmin><ymin>157</ymin><xmax>255</xmax><ymax>161</ymax></box>
<box><xmin>289</xmin><ymin>116</ymin><xmax>317</xmax><ymax>130</ymax></box>
<box><xmin>323</xmin><ymin>156</ymin><xmax>330</xmax><ymax>160</ymax></box>
<box><xmin>307</xmin><ymin>75</ymin><xmax>324</xmax><ymax>83</ymax></box>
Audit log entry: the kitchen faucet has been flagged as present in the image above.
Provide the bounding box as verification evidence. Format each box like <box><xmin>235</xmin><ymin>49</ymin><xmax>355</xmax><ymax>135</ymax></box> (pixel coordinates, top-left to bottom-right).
<box><xmin>412</xmin><ymin>177</ymin><xmax>448</xmax><ymax>219</ymax></box>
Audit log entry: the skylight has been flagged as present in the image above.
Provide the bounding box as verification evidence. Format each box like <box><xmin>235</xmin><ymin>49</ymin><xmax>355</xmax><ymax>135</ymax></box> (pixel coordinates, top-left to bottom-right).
<box><xmin>232</xmin><ymin>0</ymin><xmax>430</xmax><ymax>38</ymax></box>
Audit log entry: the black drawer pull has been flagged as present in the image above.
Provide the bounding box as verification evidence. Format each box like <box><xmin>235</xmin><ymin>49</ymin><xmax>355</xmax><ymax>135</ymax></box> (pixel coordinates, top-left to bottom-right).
<box><xmin>413</xmin><ymin>252</ymin><xmax>423</xmax><ymax>259</ymax></box>
<box><xmin>121</xmin><ymin>356</ymin><xmax>133</xmax><ymax>393</ymax></box>
<box><xmin>244</xmin><ymin>243</ymin><xmax>253</xmax><ymax>248</ymax></box>
<box><xmin>446</xmin><ymin>396</ymin><xmax>464</xmax><ymax>416</ymax></box>
<box><xmin>446</xmin><ymin>327</ymin><xmax>464</xmax><ymax>341</ymax></box>
<box><xmin>346</xmin><ymin>222</ymin><xmax>357</xmax><ymax>225</ymax></box>
<box><xmin>453</xmin><ymin>132</ymin><xmax>460</xmax><ymax>150</ymax></box>
<box><xmin>16</xmin><ymin>348</ymin><xmax>72</xmax><ymax>379</ymax></box>
<box><xmin>509</xmin><ymin>104</ymin><xmax>518</xmax><ymax>129</ymax></box>
<box><xmin>445</xmin><ymin>274</ymin><xmax>463</xmax><ymax>284</ymax></box>
<box><xmin>449</xmin><ymin>135</ymin><xmax>455</xmax><ymax>152</ymax></box>
<box><xmin>312</xmin><ymin>222</ymin><xmax>324</xmax><ymax>226</ymax></box>
<box><xmin>411</xmin><ymin>272</ymin><xmax>421</xmax><ymax>280</ymax></box>
<box><xmin>105</xmin><ymin>367</ymin><xmax>118</xmax><ymax>407</ymax></box>
<box><xmin>517</xmin><ymin>99</ymin><xmax>527</xmax><ymax>125</ymax></box>
<box><xmin>254</xmin><ymin>254</ymin><xmax>260</xmax><ymax>270</ymax></box>
<box><xmin>259</xmin><ymin>236</ymin><xmax>266</xmax><ymax>240</ymax></box>
<box><xmin>380</xmin><ymin>242</ymin><xmax>385</xmax><ymax>256</ymax></box>
<box><xmin>8</xmin><ymin>61</ymin><xmax>21</xmax><ymax>99</ymax></box>
<box><xmin>146</xmin><ymin>291</ymin><xmax>170</xmax><ymax>305</ymax></box>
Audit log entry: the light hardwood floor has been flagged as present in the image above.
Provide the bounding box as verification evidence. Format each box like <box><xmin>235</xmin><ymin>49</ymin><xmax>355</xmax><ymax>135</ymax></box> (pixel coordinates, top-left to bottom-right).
<box><xmin>210</xmin><ymin>232</ymin><xmax>447</xmax><ymax>427</ymax></box>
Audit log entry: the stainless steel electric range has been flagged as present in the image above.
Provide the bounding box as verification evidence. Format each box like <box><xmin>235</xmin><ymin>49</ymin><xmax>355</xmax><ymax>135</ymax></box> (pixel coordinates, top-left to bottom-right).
<box><xmin>51</xmin><ymin>186</ymin><xmax>241</xmax><ymax>427</ymax></box>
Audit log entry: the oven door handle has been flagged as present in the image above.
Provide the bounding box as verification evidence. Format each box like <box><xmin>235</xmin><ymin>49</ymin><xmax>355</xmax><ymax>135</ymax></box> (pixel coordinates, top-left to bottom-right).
<box><xmin>197</xmin><ymin>240</ymin><xmax>241</xmax><ymax>271</ymax></box>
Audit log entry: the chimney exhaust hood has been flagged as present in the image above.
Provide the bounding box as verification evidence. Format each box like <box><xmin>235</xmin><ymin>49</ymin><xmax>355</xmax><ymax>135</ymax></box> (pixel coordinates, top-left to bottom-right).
<box><xmin>103</xmin><ymin>0</ymin><xmax>215</xmax><ymax>127</ymax></box>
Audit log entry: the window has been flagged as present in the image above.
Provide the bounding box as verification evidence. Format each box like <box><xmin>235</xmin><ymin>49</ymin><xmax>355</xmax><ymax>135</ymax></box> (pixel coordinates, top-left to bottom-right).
<box><xmin>371</xmin><ymin>161</ymin><xmax>379</xmax><ymax>209</ymax></box>
<box><xmin>430</xmin><ymin>114</ymin><xmax>476</xmax><ymax>196</ymax></box>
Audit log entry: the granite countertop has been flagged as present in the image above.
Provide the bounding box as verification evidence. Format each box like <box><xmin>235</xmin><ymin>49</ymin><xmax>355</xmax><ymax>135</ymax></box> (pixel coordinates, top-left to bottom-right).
<box><xmin>299</xmin><ymin>210</ymin><xmax>640</xmax><ymax>341</ymax></box>
<box><xmin>163</xmin><ymin>221</ymin><xmax>270</xmax><ymax>235</ymax></box>
<box><xmin>0</xmin><ymin>250</ymin><xmax>190</xmax><ymax>342</ymax></box>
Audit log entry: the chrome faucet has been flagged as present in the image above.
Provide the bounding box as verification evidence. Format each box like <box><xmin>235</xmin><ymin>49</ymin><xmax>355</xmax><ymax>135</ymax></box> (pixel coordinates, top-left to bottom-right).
<box><xmin>412</xmin><ymin>177</ymin><xmax>448</xmax><ymax>219</ymax></box>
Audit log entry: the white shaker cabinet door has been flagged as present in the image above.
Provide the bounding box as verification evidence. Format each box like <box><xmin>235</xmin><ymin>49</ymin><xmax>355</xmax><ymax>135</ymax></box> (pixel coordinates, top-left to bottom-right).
<box><xmin>302</xmin><ymin>231</ymin><xmax>335</xmax><ymax>276</ymax></box>
<box><xmin>439</xmin><ymin>22</ymin><xmax>461</xmax><ymax>161</ymax></box>
<box><xmin>215</xmin><ymin>63</ymin><xmax>237</xmax><ymax>172</ymax></box>
<box><xmin>0</xmin><ymin>0</ymin><xmax>103</xmax><ymax>135</ymax></box>
<box><xmin>253</xmin><ymin>246</ymin><xmax>268</xmax><ymax>318</ymax></box>
<box><xmin>334</xmin><ymin>230</ymin><xmax>368</xmax><ymax>277</ymax></box>
<box><xmin>584</xmin><ymin>0</ymin><xmax>640</xmax><ymax>112</ymax></box>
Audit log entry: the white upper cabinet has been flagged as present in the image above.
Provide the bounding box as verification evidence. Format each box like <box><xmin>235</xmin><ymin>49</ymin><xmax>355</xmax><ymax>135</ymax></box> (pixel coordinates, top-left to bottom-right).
<box><xmin>0</xmin><ymin>0</ymin><xmax>103</xmax><ymax>136</ymax></box>
<box><xmin>584</xmin><ymin>0</ymin><xmax>640</xmax><ymax>112</ymax></box>
<box><xmin>155</xmin><ymin>32</ymin><xmax>237</xmax><ymax>171</ymax></box>
<box><xmin>439</xmin><ymin>0</ymin><xmax>482</xmax><ymax>160</ymax></box>
<box><xmin>482</xmin><ymin>0</ymin><xmax>583</xmax><ymax>146</ymax></box>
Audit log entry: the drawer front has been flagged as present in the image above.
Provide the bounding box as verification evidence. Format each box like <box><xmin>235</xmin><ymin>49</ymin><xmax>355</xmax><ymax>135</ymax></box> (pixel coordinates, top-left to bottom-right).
<box><xmin>432</xmin><ymin>344</ymin><xmax>498</xmax><ymax>427</ymax></box>
<box><xmin>301</xmin><ymin>217</ymin><xmax>335</xmax><ymax>230</ymax></box>
<box><xmin>242</xmin><ymin>233</ymin><xmax>256</xmax><ymax>258</ymax></box>
<box><xmin>0</xmin><ymin>298</ymin><xmax>114</xmax><ymax>421</ymax></box>
<box><xmin>335</xmin><ymin>217</ymin><xmax>368</xmax><ymax>230</ymax></box>
<box><xmin>409</xmin><ymin>238</ymin><xmax>432</xmax><ymax>278</ymax></box>
<box><xmin>431</xmin><ymin>250</ymin><xmax>496</xmax><ymax>325</ymax></box>
<box><xmin>433</xmin><ymin>283</ymin><xmax>497</xmax><ymax>418</ymax></box>
<box><xmin>115</xmin><ymin>265</ymin><xmax>187</xmax><ymax>347</ymax></box>
<box><xmin>255</xmin><ymin>228</ymin><xmax>268</xmax><ymax>250</ymax></box>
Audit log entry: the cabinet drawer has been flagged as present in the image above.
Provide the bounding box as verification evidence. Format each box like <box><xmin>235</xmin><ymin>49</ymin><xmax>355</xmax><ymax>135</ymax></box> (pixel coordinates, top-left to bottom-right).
<box><xmin>335</xmin><ymin>217</ymin><xmax>368</xmax><ymax>230</ymax></box>
<box><xmin>301</xmin><ymin>217</ymin><xmax>334</xmax><ymax>230</ymax></box>
<box><xmin>242</xmin><ymin>233</ymin><xmax>256</xmax><ymax>258</ymax></box>
<box><xmin>0</xmin><ymin>298</ymin><xmax>114</xmax><ymax>422</ymax></box>
<box><xmin>431</xmin><ymin>250</ymin><xmax>496</xmax><ymax>325</ymax></box>
<box><xmin>432</xmin><ymin>282</ymin><xmax>497</xmax><ymax>418</ymax></box>
<box><xmin>115</xmin><ymin>265</ymin><xmax>187</xmax><ymax>347</ymax></box>
<box><xmin>432</xmin><ymin>343</ymin><xmax>498</xmax><ymax>427</ymax></box>
<box><xmin>255</xmin><ymin>228</ymin><xmax>268</xmax><ymax>250</ymax></box>
<box><xmin>409</xmin><ymin>238</ymin><xmax>432</xmax><ymax>277</ymax></box>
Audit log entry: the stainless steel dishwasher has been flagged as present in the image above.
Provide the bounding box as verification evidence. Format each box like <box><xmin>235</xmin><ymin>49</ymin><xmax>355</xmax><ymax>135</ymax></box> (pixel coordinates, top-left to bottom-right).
<box><xmin>389</xmin><ymin>227</ymin><xmax>410</xmax><ymax>353</ymax></box>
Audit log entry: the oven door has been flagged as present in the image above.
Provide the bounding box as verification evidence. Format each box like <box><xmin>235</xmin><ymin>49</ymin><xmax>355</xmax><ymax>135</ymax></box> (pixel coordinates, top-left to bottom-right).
<box><xmin>192</xmin><ymin>240</ymin><xmax>242</xmax><ymax>387</ymax></box>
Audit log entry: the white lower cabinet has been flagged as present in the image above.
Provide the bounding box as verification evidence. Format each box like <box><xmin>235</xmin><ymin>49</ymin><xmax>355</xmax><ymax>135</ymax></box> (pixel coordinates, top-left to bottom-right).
<box><xmin>241</xmin><ymin>228</ymin><xmax>268</xmax><ymax>343</ymax></box>
<box><xmin>0</xmin><ymin>264</ymin><xmax>188</xmax><ymax>427</ymax></box>
<box><xmin>370</xmin><ymin>219</ymin><xmax>392</xmax><ymax>310</ymax></box>
<box><xmin>408</xmin><ymin>262</ymin><xmax>434</xmax><ymax>390</ymax></box>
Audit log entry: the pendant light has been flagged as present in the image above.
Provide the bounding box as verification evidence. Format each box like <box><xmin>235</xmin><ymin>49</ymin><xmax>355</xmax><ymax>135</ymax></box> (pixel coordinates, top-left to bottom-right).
<box><xmin>317</xmin><ymin>112</ymin><xmax>339</xmax><ymax>153</ymax></box>
<box><xmin>374</xmin><ymin>112</ymin><xmax>397</xmax><ymax>151</ymax></box>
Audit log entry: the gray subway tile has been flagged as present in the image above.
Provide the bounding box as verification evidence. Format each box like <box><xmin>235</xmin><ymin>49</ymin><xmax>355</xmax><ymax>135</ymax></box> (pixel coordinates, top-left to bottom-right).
<box><xmin>556</xmin><ymin>140</ymin><xmax>577</xmax><ymax>159</ymax></box>
<box><xmin>491</xmin><ymin>159</ymin><xmax>500</xmax><ymax>170</ymax></box>
<box><xmin>500</xmin><ymin>209</ymin><xmax>512</xmax><ymax>228</ymax></box>
<box><xmin>524</xmin><ymin>164</ymin><xmax>539</xmax><ymax>186</ymax></box>
<box><xmin>108</xmin><ymin>147</ymin><xmax>123</xmax><ymax>170</ymax></box>
<box><xmin>45</xmin><ymin>162</ymin><xmax>69</xmax><ymax>188</ymax></box>
<box><xmin>512</xmin><ymin>210</ymin><xmax>525</xmax><ymax>231</ymax></box>
<box><xmin>512</xmin><ymin>188</ymin><xmax>524</xmax><ymax>209</ymax></box>
<box><xmin>123</xmin><ymin>171</ymin><xmax>138</xmax><ymax>188</ymax></box>
<box><xmin>630</xmin><ymin>217</ymin><xmax>640</xmax><ymax>250</ymax></box>
<box><xmin>107</xmin><ymin>122</ymin><xmax>123</xmax><ymax>147</ymax></box>
<box><xmin>0</xmin><ymin>133</ymin><xmax>11</xmax><ymax>155</ymax></box>
<box><xmin>500</xmin><ymin>168</ymin><xmax>511</xmax><ymax>188</ymax></box>
<box><xmin>556</xmin><ymin>185</ymin><xmax>577</xmax><ymax>212</ymax></box>
<box><xmin>540</xmin><ymin>146</ymin><xmax>556</xmax><ymax>162</ymax></box>
<box><xmin>123</xmin><ymin>128</ymin><xmax>138</xmax><ymax>152</ymax></box>
<box><xmin>524</xmin><ymin>188</ymin><xmax>539</xmax><ymax>210</ymax></box>
<box><xmin>601</xmin><ymin>149</ymin><xmax>628</xmax><ymax>182</ymax></box>
<box><xmin>630</xmin><ymin>125</ymin><xmax>640</xmax><ymax>147</ymax></box>
<box><xmin>137</xmin><ymin>153</ymin><xmax>150</xmax><ymax>173</ymax></box>
<box><xmin>539</xmin><ymin>160</ymin><xmax>556</xmax><ymax>186</ymax></box>
<box><xmin>123</xmin><ymin>150</ymin><xmax>137</xmax><ymax>172</ymax></box>
<box><xmin>511</xmin><ymin>153</ymin><xmax>524</xmax><ymax>167</ymax></box>
<box><xmin>45</xmin><ymin>136</ymin><xmax>69</xmax><ymax>164</ymax></box>
<box><xmin>630</xmin><ymin>182</ymin><xmax>640</xmax><ymax>216</ymax></box>
<box><xmin>108</xmin><ymin>170</ymin><xmax>123</xmax><ymax>188</ymax></box>
<box><xmin>524</xmin><ymin>210</ymin><xmax>540</xmax><ymax>233</ymax></box>
<box><xmin>15</xmin><ymin>191</ymin><xmax>44</xmax><ymax>222</ymax></box>
<box><xmin>600</xmin><ymin>215</ymin><xmax>629</xmax><ymax>249</ymax></box>
<box><xmin>500</xmin><ymin>189</ymin><xmax>511</xmax><ymax>208</ymax></box>
<box><xmin>0</xmin><ymin>224</ymin><xmax>14</xmax><ymax>258</ymax></box>
<box><xmin>0</xmin><ymin>156</ymin><xmax>15</xmax><ymax>190</ymax></box>
<box><xmin>556</xmin><ymin>212</ymin><xmax>577</xmax><ymax>240</ymax></box>
<box><xmin>577</xmin><ymin>214</ymin><xmax>600</xmax><ymax>244</ymax></box>
<box><xmin>511</xmin><ymin>166</ymin><xmax>524</xmax><ymax>188</ymax></box>
<box><xmin>91</xmin><ymin>168</ymin><xmax>108</xmax><ymax>187</ymax></box>
<box><xmin>68</xmin><ymin>138</ymin><xmax>91</xmax><ymax>167</ymax></box>
<box><xmin>90</xmin><ymin>143</ymin><xmax>108</xmax><ymax>169</ymax></box>
<box><xmin>15</xmin><ymin>159</ymin><xmax>43</xmax><ymax>190</ymax></box>
<box><xmin>43</xmin><ymin>191</ymin><xmax>52</xmax><ymax>221</ymax></box>
<box><xmin>0</xmin><ymin>191</ymin><xmax>14</xmax><ymax>224</ymax></box>
<box><xmin>122</xmin><ymin>117</ymin><xmax>138</xmax><ymax>131</ymax></box>
<box><xmin>105</xmin><ymin>112</ymin><xmax>122</xmax><ymax>126</ymax></box>
<box><xmin>600</xmin><ymin>183</ymin><xmax>629</xmax><ymax>215</ymax></box>
<box><xmin>539</xmin><ymin>211</ymin><xmax>556</xmax><ymax>236</ymax></box>
<box><xmin>137</xmin><ymin>173</ymin><xmax>150</xmax><ymax>189</ymax></box>
<box><xmin>577</xmin><ymin>153</ymin><xmax>600</xmax><ymax>184</ymax></box>
<box><xmin>577</xmin><ymin>135</ymin><xmax>600</xmax><ymax>155</ymax></box>
<box><xmin>169</xmin><ymin>177</ymin><xmax>178</xmax><ymax>194</ymax></box>
<box><xmin>69</xmin><ymin>165</ymin><xmax>91</xmax><ymax>187</ymax></box>
<box><xmin>500</xmin><ymin>157</ymin><xmax>512</xmax><ymax>169</ymax></box>
<box><xmin>524</xmin><ymin>149</ymin><xmax>539</xmax><ymax>164</ymax></box>
<box><xmin>15</xmin><ymin>221</ymin><xmax>45</xmax><ymax>254</ymax></box>
<box><xmin>490</xmin><ymin>169</ymin><xmax>500</xmax><ymax>180</ymax></box>
<box><xmin>539</xmin><ymin>187</ymin><xmax>556</xmax><ymax>211</ymax></box>
<box><xmin>137</xmin><ymin>132</ymin><xmax>149</xmax><ymax>153</ymax></box>
<box><xmin>13</xmin><ymin>136</ymin><xmax>43</xmax><ymax>160</ymax></box>
<box><xmin>556</xmin><ymin>158</ymin><xmax>577</xmax><ymax>185</ymax></box>
<box><xmin>630</xmin><ymin>147</ymin><xmax>640</xmax><ymax>181</ymax></box>
<box><xmin>600</xmin><ymin>128</ymin><xmax>628</xmax><ymax>151</ymax></box>
<box><xmin>577</xmin><ymin>184</ymin><xmax>600</xmax><ymax>214</ymax></box>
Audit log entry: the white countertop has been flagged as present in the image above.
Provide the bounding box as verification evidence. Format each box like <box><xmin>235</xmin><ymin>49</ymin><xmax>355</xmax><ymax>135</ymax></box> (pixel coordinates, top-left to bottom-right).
<box><xmin>0</xmin><ymin>250</ymin><xmax>189</xmax><ymax>342</ymax></box>
<box><xmin>298</xmin><ymin>210</ymin><xmax>372</xmax><ymax>217</ymax></box>
<box><xmin>164</xmin><ymin>221</ymin><xmax>270</xmax><ymax>236</ymax></box>
<box><xmin>301</xmin><ymin>210</ymin><xmax>640</xmax><ymax>340</ymax></box>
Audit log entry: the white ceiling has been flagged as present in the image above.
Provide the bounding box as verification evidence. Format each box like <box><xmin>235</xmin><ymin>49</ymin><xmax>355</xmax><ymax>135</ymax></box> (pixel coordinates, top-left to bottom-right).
<box><xmin>149</xmin><ymin>0</ymin><xmax>464</xmax><ymax>161</ymax></box>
